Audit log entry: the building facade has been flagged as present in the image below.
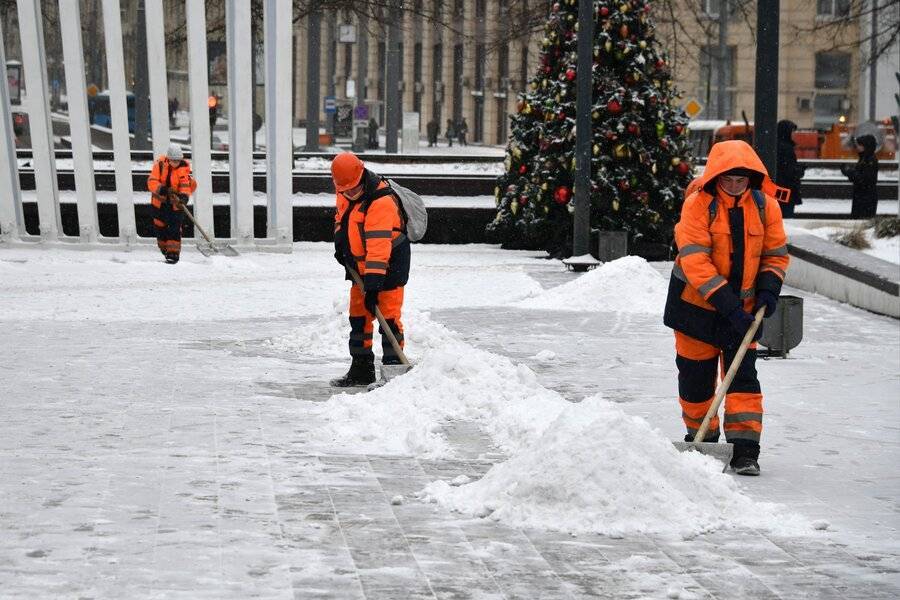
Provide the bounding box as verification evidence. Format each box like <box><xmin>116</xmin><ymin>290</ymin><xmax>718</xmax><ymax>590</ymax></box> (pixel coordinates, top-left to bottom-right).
<box><xmin>2</xmin><ymin>1</ymin><xmax>878</xmax><ymax>145</ymax></box>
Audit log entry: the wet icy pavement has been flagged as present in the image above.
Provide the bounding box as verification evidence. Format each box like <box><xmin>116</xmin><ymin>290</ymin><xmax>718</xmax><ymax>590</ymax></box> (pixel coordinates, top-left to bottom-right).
<box><xmin>1</xmin><ymin>248</ymin><xmax>899</xmax><ymax>598</ymax></box>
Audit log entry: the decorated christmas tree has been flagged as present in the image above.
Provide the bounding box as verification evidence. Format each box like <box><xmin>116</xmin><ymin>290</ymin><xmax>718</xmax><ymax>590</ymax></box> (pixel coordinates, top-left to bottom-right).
<box><xmin>488</xmin><ymin>0</ymin><xmax>694</xmax><ymax>257</ymax></box>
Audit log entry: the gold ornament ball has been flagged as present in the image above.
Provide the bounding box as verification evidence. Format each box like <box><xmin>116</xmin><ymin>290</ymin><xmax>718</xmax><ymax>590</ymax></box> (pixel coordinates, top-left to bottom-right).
<box><xmin>541</xmin><ymin>182</ymin><xmax>549</xmax><ymax>191</ymax></box>
<box><xmin>612</xmin><ymin>198</ymin><xmax>620</xmax><ymax>211</ymax></box>
<box><xmin>671</xmin><ymin>157</ymin><xmax>681</xmax><ymax>166</ymax></box>
<box><xmin>510</xmin><ymin>201</ymin><xmax>519</xmax><ymax>215</ymax></box>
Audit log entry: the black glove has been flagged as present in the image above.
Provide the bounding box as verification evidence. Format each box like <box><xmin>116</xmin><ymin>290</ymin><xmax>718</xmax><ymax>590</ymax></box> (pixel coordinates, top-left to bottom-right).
<box><xmin>753</xmin><ymin>290</ymin><xmax>778</xmax><ymax>318</ymax></box>
<box><xmin>718</xmin><ymin>307</ymin><xmax>762</xmax><ymax>349</ymax></box>
<box><xmin>157</xmin><ymin>185</ymin><xmax>169</xmax><ymax>197</ymax></box>
<box><xmin>364</xmin><ymin>289</ymin><xmax>379</xmax><ymax>316</ymax></box>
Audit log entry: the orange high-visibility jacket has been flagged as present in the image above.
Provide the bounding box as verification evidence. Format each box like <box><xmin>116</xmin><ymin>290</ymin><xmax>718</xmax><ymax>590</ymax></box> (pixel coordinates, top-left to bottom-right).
<box><xmin>335</xmin><ymin>174</ymin><xmax>409</xmax><ymax>290</ymax></box>
<box><xmin>664</xmin><ymin>140</ymin><xmax>790</xmax><ymax>344</ymax></box>
<box><xmin>147</xmin><ymin>157</ymin><xmax>197</xmax><ymax>210</ymax></box>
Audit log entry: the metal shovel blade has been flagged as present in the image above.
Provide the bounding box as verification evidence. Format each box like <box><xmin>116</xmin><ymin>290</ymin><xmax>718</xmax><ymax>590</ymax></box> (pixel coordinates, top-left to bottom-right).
<box><xmin>214</xmin><ymin>243</ymin><xmax>240</xmax><ymax>257</ymax></box>
<box><xmin>367</xmin><ymin>364</ymin><xmax>412</xmax><ymax>391</ymax></box>
<box><xmin>195</xmin><ymin>242</ymin><xmax>239</xmax><ymax>257</ymax></box>
<box><xmin>673</xmin><ymin>441</ymin><xmax>734</xmax><ymax>471</ymax></box>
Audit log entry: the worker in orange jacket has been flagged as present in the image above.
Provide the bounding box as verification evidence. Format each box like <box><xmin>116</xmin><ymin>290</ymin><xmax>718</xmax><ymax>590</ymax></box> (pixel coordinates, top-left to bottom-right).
<box><xmin>330</xmin><ymin>152</ymin><xmax>411</xmax><ymax>387</ymax></box>
<box><xmin>664</xmin><ymin>140</ymin><xmax>790</xmax><ymax>476</ymax></box>
<box><xmin>147</xmin><ymin>144</ymin><xmax>197</xmax><ymax>263</ymax></box>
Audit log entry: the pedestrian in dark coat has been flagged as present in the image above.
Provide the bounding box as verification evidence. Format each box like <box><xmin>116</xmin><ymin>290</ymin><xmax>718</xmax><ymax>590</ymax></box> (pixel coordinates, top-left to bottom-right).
<box><xmin>775</xmin><ymin>120</ymin><xmax>804</xmax><ymax>218</ymax></box>
<box><xmin>457</xmin><ymin>118</ymin><xmax>469</xmax><ymax>146</ymax></box>
<box><xmin>445</xmin><ymin>119</ymin><xmax>456</xmax><ymax>147</ymax></box>
<box><xmin>426</xmin><ymin>119</ymin><xmax>439</xmax><ymax>147</ymax></box>
<box><xmin>367</xmin><ymin>118</ymin><xmax>379</xmax><ymax>149</ymax></box>
<box><xmin>841</xmin><ymin>134</ymin><xmax>879</xmax><ymax>218</ymax></box>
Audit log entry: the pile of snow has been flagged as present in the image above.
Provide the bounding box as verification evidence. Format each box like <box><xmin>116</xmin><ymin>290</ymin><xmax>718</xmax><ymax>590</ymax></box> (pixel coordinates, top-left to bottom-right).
<box><xmin>265</xmin><ymin>306</ymin><xmax>462</xmax><ymax>362</ymax></box>
<box><xmin>518</xmin><ymin>256</ymin><xmax>667</xmax><ymax>313</ymax></box>
<box><xmin>310</xmin><ymin>311</ymin><xmax>805</xmax><ymax>538</ymax></box>
<box><xmin>311</xmin><ymin>326</ymin><xmax>569</xmax><ymax>458</ymax></box>
<box><xmin>421</xmin><ymin>395</ymin><xmax>807</xmax><ymax>539</ymax></box>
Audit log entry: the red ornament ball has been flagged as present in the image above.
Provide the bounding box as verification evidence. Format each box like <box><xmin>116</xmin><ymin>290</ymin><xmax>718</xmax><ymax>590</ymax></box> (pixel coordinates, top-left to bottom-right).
<box><xmin>600</xmin><ymin>6</ymin><xmax>610</xmax><ymax>16</ymax></box>
<box><xmin>676</xmin><ymin>162</ymin><xmax>691</xmax><ymax>176</ymax></box>
<box><xmin>519</xmin><ymin>165</ymin><xmax>527</xmax><ymax>175</ymax></box>
<box><xmin>519</xmin><ymin>194</ymin><xmax>529</xmax><ymax>205</ymax></box>
<box><xmin>565</xmin><ymin>68</ymin><xmax>576</xmax><ymax>81</ymax></box>
<box><xmin>627</xmin><ymin>122</ymin><xmax>639</xmax><ymax>134</ymax></box>
<box><xmin>607</xmin><ymin>99</ymin><xmax>622</xmax><ymax>114</ymax></box>
<box><xmin>618</xmin><ymin>180</ymin><xmax>630</xmax><ymax>192</ymax></box>
<box><xmin>554</xmin><ymin>186</ymin><xmax>572</xmax><ymax>204</ymax></box>
<box><xmin>506</xmin><ymin>184</ymin><xmax>517</xmax><ymax>194</ymax></box>
<box><xmin>552</xmin><ymin>2</ymin><xmax>561</xmax><ymax>12</ymax></box>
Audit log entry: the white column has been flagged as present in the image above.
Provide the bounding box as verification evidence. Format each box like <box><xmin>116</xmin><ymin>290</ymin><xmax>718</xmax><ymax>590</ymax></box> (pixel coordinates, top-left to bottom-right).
<box><xmin>265</xmin><ymin>0</ymin><xmax>293</xmax><ymax>249</ymax></box>
<box><xmin>185</xmin><ymin>0</ymin><xmax>213</xmax><ymax>235</ymax></box>
<box><xmin>0</xmin><ymin>17</ymin><xmax>23</xmax><ymax>241</ymax></box>
<box><xmin>59</xmin><ymin>0</ymin><xmax>99</xmax><ymax>243</ymax></box>
<box><xmin>145</xmin><ymin>0</ymin><xmax>170</xmax><ymax>156</ymax></box>
<box><xmin>226</xmin><ymin>0</ymin><xmax>254</xmax><ymax>245</ymax></box>
<box><xmin>101</xmin><ymin>0</ymin><xmax>136</xmax><ymax>244</ymax></box>
<box><xmin>17</xmin><ymin>0</ymin><xmax>61</xmax><ymax>241</ymax></box>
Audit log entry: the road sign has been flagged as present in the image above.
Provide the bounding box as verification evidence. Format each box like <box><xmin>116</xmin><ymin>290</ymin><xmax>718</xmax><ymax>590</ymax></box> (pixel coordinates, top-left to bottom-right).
<box><xmin>324</xmin><ymin>96</ymin><xmax>337</xmax><ymax>114</ymax></box>
<box><xmin>354</xmin><ymin>105</ymin><xmax>369</xmax><ymax>120</ymax></box>
<box><xmin>684</xmin><ymin>99</ymin><xmax>704</xmax><ymax>118</ymax></box>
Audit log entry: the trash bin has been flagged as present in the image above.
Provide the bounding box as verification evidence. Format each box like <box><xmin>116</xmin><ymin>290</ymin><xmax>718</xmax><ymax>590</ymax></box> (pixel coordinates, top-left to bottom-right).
<box><xmin>598</xmin><ymin>231</ymin><xmax>628</xmax><ymax>262</ymax></box>
<box><xmin>759</xmin><ymin>295</ymin><xmax>803</xmax><ymax>358</ymax></box>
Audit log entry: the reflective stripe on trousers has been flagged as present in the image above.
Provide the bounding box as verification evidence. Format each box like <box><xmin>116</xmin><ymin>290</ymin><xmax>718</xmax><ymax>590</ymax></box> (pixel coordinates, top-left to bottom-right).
<box><xmin>348</xmin><ymin>285</ymin><xmax>404</xmax><ymax>360</ymax></box>
<box><xmin>674</xmin><ymin>331</ymin><xmax>763</xmax><ymax>443</ymax></box>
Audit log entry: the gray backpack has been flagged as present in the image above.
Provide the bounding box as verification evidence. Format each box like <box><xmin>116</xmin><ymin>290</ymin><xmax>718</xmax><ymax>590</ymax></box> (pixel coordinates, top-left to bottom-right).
<box><xmin>385</xmin><ymin>179</ymin><xmax>428</xmax><ymax>242</ymax></box>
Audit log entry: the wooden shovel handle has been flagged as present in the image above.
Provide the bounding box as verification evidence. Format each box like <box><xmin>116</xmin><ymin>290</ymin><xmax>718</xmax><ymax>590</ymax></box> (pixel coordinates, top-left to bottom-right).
<box><xmin>693</xmin><ymin>306</ymin><xmax>765</xmax><ymax>442</ymax></box>
<box><xmin>347</xmin><ymin>268</ymin><xmax>410</xmax><ymax>366</ymax></box>
<box><xmin>169</xmin><ymin>193</ymin><xmax>213</xmax><ymax>245</ymax></box>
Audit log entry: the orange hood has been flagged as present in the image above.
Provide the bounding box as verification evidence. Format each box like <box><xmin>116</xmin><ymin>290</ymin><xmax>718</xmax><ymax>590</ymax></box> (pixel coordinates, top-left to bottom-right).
<box><xmin>698</xmin><ymin>140</ymin><xmax>790</xmax><ymax>202</ymax></box>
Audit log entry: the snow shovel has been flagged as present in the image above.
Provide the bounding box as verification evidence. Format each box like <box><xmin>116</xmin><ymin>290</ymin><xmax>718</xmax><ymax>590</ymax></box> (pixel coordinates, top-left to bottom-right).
<box><xmin>346</xmin><ymin>268</ymin><xmax>411</xmax><ymax>388</ymax></box>
<box><xmin>171</xmin><ymin>195</ymin><xmax>239</xmax><ymax>257</ymax></box>
<box><xmin>673</xmin><ymin>306</ymin><xmax>765</xmax><ymax>469</ymax></box>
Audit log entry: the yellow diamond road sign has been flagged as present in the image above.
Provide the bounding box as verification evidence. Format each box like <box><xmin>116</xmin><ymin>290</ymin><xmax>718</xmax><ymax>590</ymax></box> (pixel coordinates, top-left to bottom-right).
<box><xmin>684</xmin><ymin>99</ymin><xmax>704</xmax><ymax>118</ymax></box>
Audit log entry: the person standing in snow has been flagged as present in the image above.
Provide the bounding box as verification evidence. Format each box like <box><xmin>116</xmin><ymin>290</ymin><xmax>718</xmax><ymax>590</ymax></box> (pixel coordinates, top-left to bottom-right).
<box><xmin>445</xmin><ymin>119</ymin><xmax>456</xmax><ymax>147</ymax></box>
<box><xmin>330</xmin><ymin>152</ymin><xmax>411</xmax><ymax>387</ymax></box>
<box><xmin>841</xmin><ymin>134</ymin><xmax>879</xmax><ymax>218</ymax></box>
<box><xmin>147</xmin><ymin>144</ymin><xmax>197</xmax><ymax>264</ymax></box>
<box><xmin>426</xmin><ymin>118</ymin><xmax>439</xmax><ymax>147</ymax></box>
<box><xmin>775</xmin><ymin>120</ymin><xmax>804</xmax><ymax>218</ymax></box>
<box><xmin>457</xmin><ymin>118</ymin><xmax>469</xmax><ymax>146</ymax></box>
<box><xmin>664</xmin><ymin>140</ymin><xmax>790</xmax><ymax>476</ymax></box>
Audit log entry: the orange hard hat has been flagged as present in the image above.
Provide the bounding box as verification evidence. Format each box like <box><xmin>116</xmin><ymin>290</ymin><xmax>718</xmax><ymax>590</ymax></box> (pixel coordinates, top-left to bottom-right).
<box><xmin>331</xmin><ymin>152</ymin><xmax>365</xmax><ymax>192</ymax></box>
<box><xmin>207</xmin><ymin>95</ymin><xmax>218</xmax><ymax>108</ymax></box>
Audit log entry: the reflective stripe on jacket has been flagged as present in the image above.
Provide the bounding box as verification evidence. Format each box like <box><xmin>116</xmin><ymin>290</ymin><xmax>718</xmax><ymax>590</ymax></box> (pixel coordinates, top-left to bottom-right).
<box><xmin>334</xmin><ymin>171</ymin><xmax>410</xmax><ymax>290</ymax></box>
<box><xmin>147</xmin><ymin>157</ymin><xmax>198</xmax><ymax>209</ymax></box>
<box><xmin>663</xmin><ymin>140</ymin><xmax>790</xmax><ymax>344</ymax></box>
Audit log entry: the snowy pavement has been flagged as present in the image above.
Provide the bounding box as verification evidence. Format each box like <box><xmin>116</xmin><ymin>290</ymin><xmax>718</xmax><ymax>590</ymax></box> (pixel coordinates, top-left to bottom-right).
<box><xmin>1</xmin><ymin>243</ymin><xmax>898</xmax><ymax>598</ymax></box>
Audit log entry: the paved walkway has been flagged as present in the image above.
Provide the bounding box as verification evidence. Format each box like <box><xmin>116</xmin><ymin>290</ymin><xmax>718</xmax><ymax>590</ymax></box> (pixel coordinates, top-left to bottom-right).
<box><xmin>1</xmin><ymin>265</ymin><xmax>898</xmax><ymax>598</ymax></box>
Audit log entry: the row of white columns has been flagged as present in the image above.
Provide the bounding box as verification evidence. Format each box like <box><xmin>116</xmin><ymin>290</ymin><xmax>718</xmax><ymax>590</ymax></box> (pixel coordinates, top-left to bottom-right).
<box><xmin>0</xmin><ymin>0</ymin><xmax>295</xmax><ymax>251</ymax></box>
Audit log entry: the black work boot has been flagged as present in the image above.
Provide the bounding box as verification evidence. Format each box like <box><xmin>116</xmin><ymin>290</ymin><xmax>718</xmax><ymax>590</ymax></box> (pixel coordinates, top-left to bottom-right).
<box><xmin>330</xmin><ymin>356</ymin><xmax>376</xmax><ymax>387</ymax></box>
<box><xmin>165</xmin><ymin>252</ymin><xmax>180</xmax><ymax>264</ymax></box>
<box><xmin>730</xmin><ymin>442</ymin><xmax>761</xmax><ymax>476</ymax></box>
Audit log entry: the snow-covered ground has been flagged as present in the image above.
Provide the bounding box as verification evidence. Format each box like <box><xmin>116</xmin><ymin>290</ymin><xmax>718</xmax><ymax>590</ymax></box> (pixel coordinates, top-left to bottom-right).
<box><xmin>794</xmin><ymin>223</ymin><xmax>900</xmax><ymax>265</ymax></box>
<box><xmin>1</xmin><ymin>243</ymin><xmax>898</xmax><ymax>598</ymax></box>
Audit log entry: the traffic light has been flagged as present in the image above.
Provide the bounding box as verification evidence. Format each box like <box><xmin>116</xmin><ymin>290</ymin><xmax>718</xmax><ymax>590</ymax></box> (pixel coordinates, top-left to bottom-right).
<box><xmin>208</xmin><ymin>95</ymin><xmax>219</xmax><ymax>129</ymax></box>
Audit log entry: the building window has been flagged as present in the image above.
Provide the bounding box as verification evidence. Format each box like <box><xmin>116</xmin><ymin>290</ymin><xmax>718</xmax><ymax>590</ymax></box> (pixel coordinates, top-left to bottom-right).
<box><xmin>453</xmin><ymin>43</ymin><xmax>463</xmax><ymax>121</ymax></box>
<box><xmin>433</xmin><ymin>43</ymin><xmax>443</xmax><ymax>122</ymax></box>
<box><xmin>698</xmin><ymin>45</ymin><xmax>736</xmax><ymax>119</ymax></box>
<box><xmin>413</xmin><ymin>42</ymin><xmax>422</xmax><ymax>114</ymax></box>
<box><xmin>814</xmin><ymin>51</ymin><xmax>851</xmax><ymax>128</ymax></box>
<box><xmin>701</xmin><ymin>0</ymin><xmax>721</xmax><ymax>18</ymax></box>
<box><xmin>814</xmin><ymin>51</ymin><xmax>851</xmax><ymax>89</ymax></box>
<box><xmin>816</xmin><ymin>0</ymin><xmax>851</xmax><ymax>18</ymax></box>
